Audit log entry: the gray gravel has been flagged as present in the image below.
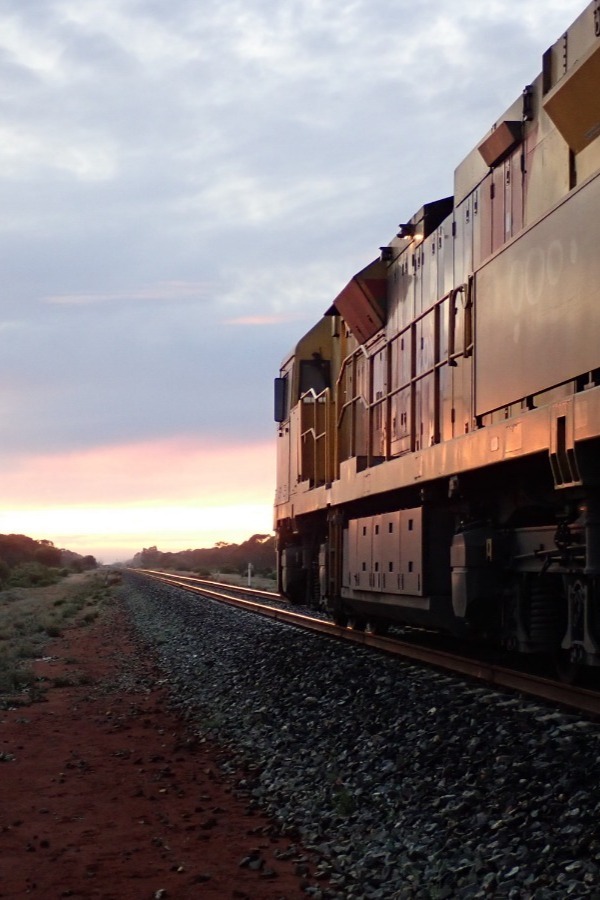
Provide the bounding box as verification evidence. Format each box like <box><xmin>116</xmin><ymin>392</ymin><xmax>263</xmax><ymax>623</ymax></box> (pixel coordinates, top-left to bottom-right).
<box><xmin>121</xmin><ymin>572</ymin><xmax>600</xmax><ymax>899</ymax></box>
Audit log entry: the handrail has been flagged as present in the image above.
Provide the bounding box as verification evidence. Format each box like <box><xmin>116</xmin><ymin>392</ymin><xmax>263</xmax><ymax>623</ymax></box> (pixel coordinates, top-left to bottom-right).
<box><xmin>333</xmin><ymin>283</ymin><xmax>470</xmax><ymax>462</ymax></box>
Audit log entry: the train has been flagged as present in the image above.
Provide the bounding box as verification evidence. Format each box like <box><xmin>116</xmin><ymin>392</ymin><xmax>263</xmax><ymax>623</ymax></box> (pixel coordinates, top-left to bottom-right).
<box><xmin>273</xmin><ymin>1</ymin><xmax>600</xmax><ymax>672</ymax></box>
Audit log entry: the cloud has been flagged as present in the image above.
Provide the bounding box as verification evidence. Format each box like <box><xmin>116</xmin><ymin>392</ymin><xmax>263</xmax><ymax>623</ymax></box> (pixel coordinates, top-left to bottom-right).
<box><xmin>43</xmin><ymin>280</ymin><xmax>214</xmax><ymax>305</ymax></box>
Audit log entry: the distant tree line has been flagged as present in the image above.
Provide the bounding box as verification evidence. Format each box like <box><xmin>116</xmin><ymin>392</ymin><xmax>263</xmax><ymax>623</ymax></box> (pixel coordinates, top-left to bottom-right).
<box><xmin>0</xmin><ymin>534</ymin><xmax>97</xmax><ymax>589</ymax></box>
<box><xmin>131</xmin><ymin>533</ymin><xmax>275</xmax><ymax>576</ymax></box>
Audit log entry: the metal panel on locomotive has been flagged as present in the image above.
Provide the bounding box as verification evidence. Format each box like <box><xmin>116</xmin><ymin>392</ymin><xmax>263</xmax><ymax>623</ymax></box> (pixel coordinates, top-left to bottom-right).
<box><xmin>274</xmin><ymin>1</ymin><xmax>600</xmax><ymax>669</ymax></box>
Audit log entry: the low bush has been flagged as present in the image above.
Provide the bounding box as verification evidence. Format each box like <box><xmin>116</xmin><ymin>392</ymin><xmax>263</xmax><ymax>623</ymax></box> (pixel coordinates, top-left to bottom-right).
<box><xmin>7</xmin><ymin>562</ymin><xmax>61</xmax><ymax>588</ymax></box>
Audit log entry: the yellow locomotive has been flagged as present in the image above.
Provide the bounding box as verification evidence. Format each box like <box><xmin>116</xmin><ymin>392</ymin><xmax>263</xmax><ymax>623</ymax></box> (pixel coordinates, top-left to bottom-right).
<box><xmin>274</xmin><ymin>1</ymin><xmax>600</xmax><ymax>668</ymax></box>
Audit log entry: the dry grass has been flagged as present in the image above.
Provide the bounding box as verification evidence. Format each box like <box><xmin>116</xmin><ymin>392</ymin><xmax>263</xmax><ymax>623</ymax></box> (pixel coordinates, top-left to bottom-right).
<box><xmin>204</xmin><ymin>571</ymin><xmax>277</xmax><ymax>592</ymax></box>
<box><xmin>0</xmin><ymin>570</ymin><xmax>119</xmax><ymax>702</ymax></box>
<box><xmin>164</xmin><ymin>569</ymin><xmax>277</xmax><ymax>592</ymax></box>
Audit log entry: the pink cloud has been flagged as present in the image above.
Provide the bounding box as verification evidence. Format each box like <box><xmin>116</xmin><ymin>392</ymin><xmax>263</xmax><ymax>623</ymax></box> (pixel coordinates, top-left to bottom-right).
<box><xmin>223</xmin><ymin>315</ymin><xmax>291</xmax><ymax>325</ymax></box>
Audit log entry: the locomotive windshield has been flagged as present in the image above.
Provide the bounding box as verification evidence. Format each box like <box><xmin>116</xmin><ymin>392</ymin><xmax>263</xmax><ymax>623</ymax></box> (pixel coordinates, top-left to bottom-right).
<box><xmin>299</xmin><ymin>354</ymin><xmax>330</xmax><ymax>396</ymax></box>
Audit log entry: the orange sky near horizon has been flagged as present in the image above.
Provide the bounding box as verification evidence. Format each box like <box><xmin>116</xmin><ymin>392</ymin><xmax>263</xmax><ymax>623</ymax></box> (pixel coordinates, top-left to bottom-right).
<box><xmin>0</xmin><ymin>437</ymin><xmax>276</xmax><ymax>563</ymax></box>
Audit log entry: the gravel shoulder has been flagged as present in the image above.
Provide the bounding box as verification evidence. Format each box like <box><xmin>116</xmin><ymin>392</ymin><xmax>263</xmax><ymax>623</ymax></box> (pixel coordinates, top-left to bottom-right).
<box><xmin>122</xmin><ymin>572</ymin><xmax>600</xmax><ymax>900</ymax></box>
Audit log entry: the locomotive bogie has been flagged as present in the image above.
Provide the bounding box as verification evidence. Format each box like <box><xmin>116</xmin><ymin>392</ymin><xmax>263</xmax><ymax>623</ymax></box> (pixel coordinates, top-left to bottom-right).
<box><xmin>274</xmin><ymin>2</ymin><xmax>600</xmax><ymax>667</ymax></box>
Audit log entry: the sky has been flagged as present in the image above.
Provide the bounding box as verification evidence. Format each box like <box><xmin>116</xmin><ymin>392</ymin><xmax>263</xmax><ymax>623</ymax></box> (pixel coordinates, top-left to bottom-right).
<box><xmin>0</xmin><ymin>0</ymin><xmax>587</xmax><ymax>563</ymax></box>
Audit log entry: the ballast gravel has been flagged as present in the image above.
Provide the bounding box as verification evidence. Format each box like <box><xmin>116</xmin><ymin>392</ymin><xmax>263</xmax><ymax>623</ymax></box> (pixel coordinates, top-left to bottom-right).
<box><xmin>121</xmin><ymin>573</ymin><xmax>600</xmax><ymax>899</ymax></box>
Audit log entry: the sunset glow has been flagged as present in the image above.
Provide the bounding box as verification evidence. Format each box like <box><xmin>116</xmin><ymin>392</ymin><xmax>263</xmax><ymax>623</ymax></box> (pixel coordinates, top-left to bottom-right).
<box><xmin>0</xmin><ymin>438</ymin><xmax>276</xmax><ymax>562</ymax></box>
<box><xmin>0</xmin><ymin>502</ymin><xmax>273</xmax><ymax>564</ymax></box>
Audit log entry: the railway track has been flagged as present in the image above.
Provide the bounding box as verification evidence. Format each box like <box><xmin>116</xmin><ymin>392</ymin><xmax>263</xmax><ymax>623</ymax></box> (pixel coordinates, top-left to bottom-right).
<box><xmin>134</xmin><ymin>568</ymin><xmax>600</xmax><ymax>717</ymax></box>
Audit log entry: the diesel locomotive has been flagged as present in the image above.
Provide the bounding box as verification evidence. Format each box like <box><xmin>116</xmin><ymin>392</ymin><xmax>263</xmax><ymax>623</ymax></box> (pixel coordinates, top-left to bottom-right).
<box><xmin>274</xmin><ymin>1</ymin><xmax>600</xmax><ymax>669</ymax></box>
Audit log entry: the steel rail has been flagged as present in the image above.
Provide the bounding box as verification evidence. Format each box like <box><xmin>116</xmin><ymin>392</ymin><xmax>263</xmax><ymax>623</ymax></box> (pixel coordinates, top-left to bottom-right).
<box><xmin>137</xmin><ymin>569</ymin><xmax>281</xmax><ymax>602</ymax></box>
<box><xmin>133</xmin><ymin>569</ymin><xmax>600</xmax><ymax>717</ymax></box>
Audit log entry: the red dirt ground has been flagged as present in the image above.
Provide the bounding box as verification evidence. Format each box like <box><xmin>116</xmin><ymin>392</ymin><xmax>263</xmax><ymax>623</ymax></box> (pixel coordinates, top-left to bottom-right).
<box><xmin>0</xmin><ymin>599</ymin><xmax>320</xmax><ymax>899</ymax></box>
